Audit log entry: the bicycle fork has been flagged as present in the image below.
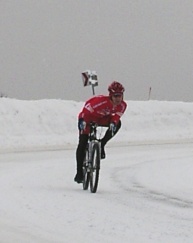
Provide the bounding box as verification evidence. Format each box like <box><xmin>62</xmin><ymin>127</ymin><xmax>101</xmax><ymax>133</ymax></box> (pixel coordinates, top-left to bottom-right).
<box><xmin>87</xmin><ymin>140</ymin><xmax>101</xmax><ymax>171</ymax></box>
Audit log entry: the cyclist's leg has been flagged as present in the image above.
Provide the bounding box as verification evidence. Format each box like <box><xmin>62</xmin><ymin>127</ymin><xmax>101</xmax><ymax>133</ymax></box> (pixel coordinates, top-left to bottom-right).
<box><xmin>74</xmin><ymin>134</ymin><xmax>88</xmax><ymax>183</ymax></box>
<box><xmin>101</xmin><ymin>120</ymin><xmax>121</xmax><ymax>144</ymax></box>
<box><xmin>101</xmin><ymin>120</ymin><xmax>121</xmax><ymax>159</ymax></box>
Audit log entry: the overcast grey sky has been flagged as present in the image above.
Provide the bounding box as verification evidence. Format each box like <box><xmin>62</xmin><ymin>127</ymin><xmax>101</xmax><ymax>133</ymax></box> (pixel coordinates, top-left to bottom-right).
<box><xmin>0</xmin><ymin>0</ymin><xmax>193</xmax><ymax>101</ymax></box>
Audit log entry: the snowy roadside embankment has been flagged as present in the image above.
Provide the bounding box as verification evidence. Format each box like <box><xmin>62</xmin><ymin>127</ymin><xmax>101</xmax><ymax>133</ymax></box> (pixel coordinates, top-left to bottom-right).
<box><xmin>0</xmin><ymin>98</ymin><xmax>193</xmax><ymax>152</ymax></box>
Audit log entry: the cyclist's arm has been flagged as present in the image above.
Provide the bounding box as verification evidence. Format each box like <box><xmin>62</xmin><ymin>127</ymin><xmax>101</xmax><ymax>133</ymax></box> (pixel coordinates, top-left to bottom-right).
<box><xmin>110</xmin><ymin>102</ymin><xmax>127</xmax><ymax>124</ymax></box>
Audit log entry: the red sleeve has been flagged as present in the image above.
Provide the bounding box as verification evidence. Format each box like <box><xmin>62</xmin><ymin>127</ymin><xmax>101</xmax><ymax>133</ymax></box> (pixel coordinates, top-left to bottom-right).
<box><xmin>110</xmin><ymin>101</ymin><xmax>127</xmax><ymax>125</ymax></box>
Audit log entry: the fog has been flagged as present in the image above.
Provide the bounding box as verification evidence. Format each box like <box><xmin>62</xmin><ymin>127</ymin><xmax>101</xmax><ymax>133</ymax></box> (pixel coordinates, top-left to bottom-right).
<box><xmin>0</xmin><ymin>0</ymin><xmax>193</xmax><ymax>101</ymax></box>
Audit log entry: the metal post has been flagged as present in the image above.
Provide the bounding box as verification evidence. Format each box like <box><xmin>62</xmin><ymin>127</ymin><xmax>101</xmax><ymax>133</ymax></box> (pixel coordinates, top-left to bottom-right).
<box><xmin>148</xmin><ymin>87</ymin><xmax>152</xmax><ymax>100</ymax></box>
<box><xmin>92</xmin><ymin>85</ymin><xmax>95</xmax><ymax>95</ymax></box>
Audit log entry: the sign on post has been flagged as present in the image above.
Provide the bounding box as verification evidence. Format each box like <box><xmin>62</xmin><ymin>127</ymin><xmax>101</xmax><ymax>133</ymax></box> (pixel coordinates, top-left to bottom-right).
<box><xmin>81</xmin><ymin>70</ymin><xmax>98</xmax><ymax>95</ymax></box>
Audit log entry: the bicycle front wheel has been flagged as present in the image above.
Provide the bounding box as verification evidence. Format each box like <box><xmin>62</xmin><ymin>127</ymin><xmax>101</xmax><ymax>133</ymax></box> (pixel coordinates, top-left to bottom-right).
<box><xmin>90</xmin><ymin>142</ymin><xmax>100</xmax><ymax>193</ymax></box>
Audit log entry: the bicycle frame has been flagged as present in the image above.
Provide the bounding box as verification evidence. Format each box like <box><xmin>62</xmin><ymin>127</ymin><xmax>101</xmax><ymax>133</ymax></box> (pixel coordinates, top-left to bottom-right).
<box><xmin>88</xmin><ymin>123</ymin><xmax>101</xmax><ymax>162</ymax></box>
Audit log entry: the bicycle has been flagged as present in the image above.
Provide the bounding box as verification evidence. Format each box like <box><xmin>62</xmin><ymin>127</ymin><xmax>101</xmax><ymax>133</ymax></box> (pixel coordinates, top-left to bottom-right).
<box><xmin>82</xmin><ymin>123</ymin><xmax>101</xmax><ymax>193</ymax></box>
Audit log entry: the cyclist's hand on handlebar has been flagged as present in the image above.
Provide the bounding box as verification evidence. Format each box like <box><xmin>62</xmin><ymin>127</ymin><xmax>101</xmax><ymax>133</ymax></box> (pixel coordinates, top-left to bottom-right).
<box><xmin>78</xmin><ymin>118</ymin><xmax>86</xmax><ymax>131</ymax></box>
<box><xmin>109</xmin><ymin>122</ymin><xmax>117</xmax><ymax>133</ymax></box>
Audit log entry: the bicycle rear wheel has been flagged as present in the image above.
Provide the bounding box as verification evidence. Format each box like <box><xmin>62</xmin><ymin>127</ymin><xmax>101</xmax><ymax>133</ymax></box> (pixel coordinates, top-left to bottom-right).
<box><xmin>90</xmin><ymin>142</ymin><xmax>100</xmax><ymax>193</ymax></box>
<box><xmin>83</xmin><ymin>148</ymin><xmax>90</xmax><ymax>190</ymax></box>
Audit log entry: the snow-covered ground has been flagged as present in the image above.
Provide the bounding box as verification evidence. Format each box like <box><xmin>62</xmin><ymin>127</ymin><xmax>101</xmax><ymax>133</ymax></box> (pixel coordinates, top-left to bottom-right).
<box><xmin>1</xmin><ymin>98</ymin><xmax>193</xmax><ymax>152</ymax></box>
<box><xmin>0</xmin><ymin>98</ymin><xmax>193</xmax><ymax>242</ymax></box>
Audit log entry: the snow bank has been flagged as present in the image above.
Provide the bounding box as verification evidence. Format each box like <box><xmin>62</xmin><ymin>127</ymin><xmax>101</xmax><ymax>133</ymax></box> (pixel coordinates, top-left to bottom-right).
<box><xmin>0</xmin><ymin>98</ymin><xmax>193</xmax><ymax>152</ymax></box>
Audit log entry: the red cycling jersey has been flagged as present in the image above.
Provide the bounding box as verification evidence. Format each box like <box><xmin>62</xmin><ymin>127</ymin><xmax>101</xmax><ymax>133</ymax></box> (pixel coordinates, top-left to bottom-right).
<box><xmin>78</xmin><ymin>95</ymin><xmax>127</xmax><ymax>133</ymax></box>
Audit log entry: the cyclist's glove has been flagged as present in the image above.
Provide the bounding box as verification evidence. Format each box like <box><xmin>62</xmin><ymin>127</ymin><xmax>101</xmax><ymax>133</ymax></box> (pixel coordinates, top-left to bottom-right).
<box><xmin>109</xmin><ymin>122</ymin><xmax>117</xmax><ymax>133</ymax></box>
<box><xmin>78</xmin><ymin>118</ymin><xmax>86</xmax><ymax>131</ymax></box>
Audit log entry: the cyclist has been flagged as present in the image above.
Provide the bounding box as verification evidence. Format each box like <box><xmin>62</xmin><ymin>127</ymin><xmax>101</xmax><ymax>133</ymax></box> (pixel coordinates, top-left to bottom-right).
<box><xmin>74</xmin><ymin>81</ymin><xmax>127</xmax><ymax>183</ymax></box>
